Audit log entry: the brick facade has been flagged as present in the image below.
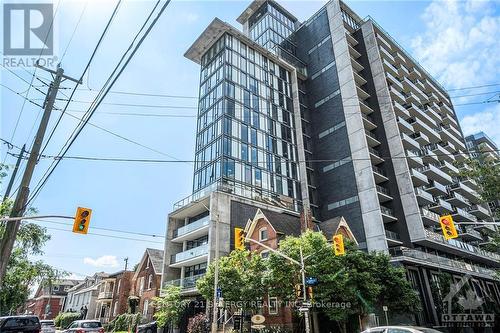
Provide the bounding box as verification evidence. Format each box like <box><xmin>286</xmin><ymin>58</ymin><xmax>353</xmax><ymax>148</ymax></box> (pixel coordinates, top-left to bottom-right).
<box><xmin>109</xmin><ymin>271</ymin><xmax>133</xmax><ymax>319</ymax></box>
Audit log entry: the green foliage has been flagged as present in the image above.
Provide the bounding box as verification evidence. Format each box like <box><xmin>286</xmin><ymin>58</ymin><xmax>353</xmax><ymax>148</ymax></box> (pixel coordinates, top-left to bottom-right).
<box><xmin>152</xmin><ymin>285</ymin><xmax>186</xmax><ymax>327</ymax></box>
<box><xmin>186</xmin><ymin>313</ymin><xmax>206</xmax><ymax>333</ymax></box>
<box><xmin>266</xmin><ymin>230</ymin><xmax>420</xmax><ymax>333</ymax></box>
<box><xmin>54</xmin><ymin>312</ymin><xmax>82</xmax><ymax>329</ymax></box>
<box><xmin>105</xmin><ymin>313</ymin><xmax>144</xmax><ymax>332</ymax></box>
<box><xmin>0</xmin><ymin>164</ymin><xmax>65</xmax><ymax>315</ymax></box>
<box><xmin>196</xmin><ymin>249</ymin><xmax>267</xmax><ymax>309</ymax></box>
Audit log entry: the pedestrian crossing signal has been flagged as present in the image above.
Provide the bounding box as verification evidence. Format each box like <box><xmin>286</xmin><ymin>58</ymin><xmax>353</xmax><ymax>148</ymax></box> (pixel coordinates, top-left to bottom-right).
<box><xmin>295</xmin><ymin>284</ymin><xmax>303</xmax><ymax>298</ymax></box>
<box><xmin>333</xmin><ymin>234</ymin><xmax>345</xmax><ymax>256</ymax></box>
<box><xmin>73</xmin><ymin>207</ymin><xmax>92</xmax><ymax>234</ymax></box>
<box><xmin>439</xmin><ymin>215</ymin><xmax>458</xmax><ymax>240</ymax></box>
<box><xmin>234</xmin><ymin>227</ymin><xmax>246</xmax><ymax>250</ymax></box>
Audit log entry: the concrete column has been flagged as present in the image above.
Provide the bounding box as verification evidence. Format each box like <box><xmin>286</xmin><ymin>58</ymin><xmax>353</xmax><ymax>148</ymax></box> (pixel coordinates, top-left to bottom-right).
<box><xmin>360</xmin><ymin>20</ymin><xmax>426</xmax><ymax>242</ymax></box>
<box><xmin>326</xmin><ymin>0</ymin><xmax>388</xmax><ymax>252</ymax></box>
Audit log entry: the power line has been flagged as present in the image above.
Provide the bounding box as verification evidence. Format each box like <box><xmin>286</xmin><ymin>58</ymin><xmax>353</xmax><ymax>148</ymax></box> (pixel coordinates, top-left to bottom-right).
<box><xmin>60</xmin><ymin>1</ymin><xmax>88</xmax><ymax>62</ymax></box>
<box><xmin>75</xmin><ymin>87</ymin><xmax>199</xmax><ymax>99</ymax></box>
<box><xmin>45</xmin><ymin>226</ymin><xmax>164</xmax><ymax>244</ymax></box>
<box><xmin>27</xmin><ymin>0</ymin><xmax>173</xmax><ymax>207</ymax></box>
<box><xmin>447</xmin><ymin>83</ymin><xmax>500</xmax><ymax>92</ymax></box>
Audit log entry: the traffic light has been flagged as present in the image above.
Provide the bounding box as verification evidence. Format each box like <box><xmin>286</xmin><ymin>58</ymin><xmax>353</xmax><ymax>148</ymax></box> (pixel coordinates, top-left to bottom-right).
<box><xmin>73</xmin><ymin>207</ymin><xmax>92</xmax><ymax>234</ymax></box>
<box><xmin>306</xmin><ymin>286</ymin><xmax>313</xmax><ymax>300</ymax></box>
<box><xmin>295</xmin><ymin>284</ymin><xmax>304</xmax><ymax>299</ymax></box>
<box><xmin>439</xmin><ymin>215</ymin><xmax>458</xmax><ymax>240</ymax></box>
<box><xmin>333</xmin><ymin>234</ymin><xmax>345</xmax><ymax>256</ymax></box>
<box><xmin>234</xmin><ymin>227</ymin><xmax>246</xmax><ymax>250</ymax></box>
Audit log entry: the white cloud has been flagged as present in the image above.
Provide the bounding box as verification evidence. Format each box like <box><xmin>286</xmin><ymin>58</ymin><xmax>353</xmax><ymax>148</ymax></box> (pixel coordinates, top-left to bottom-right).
<box><xmin>411</xmin><ymin>0</ymin><xmax>500</xmax><ymax>89</ymax></box>
<box><xmin>460</xmin><ymin>103</ymin><xmax>500</xmax><ymax>147</ymax></box>
<box><xmin>83</xmin><ymin>255</ymin><xmax>119</xmax><ymax>268</ymax></box>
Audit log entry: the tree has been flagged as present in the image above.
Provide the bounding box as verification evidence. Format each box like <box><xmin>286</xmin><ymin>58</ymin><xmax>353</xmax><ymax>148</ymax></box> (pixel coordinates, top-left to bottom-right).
<box><xmin>196</xmin><ymin>249</ymin><xmax>267</xmax><ymax>309</ymax></box>
<box><xmin>153</xmin><ymin>285</ymin><xmax>186</xmax><ymax>328</ymax></box>
<box><xmin>266</xmin><ymin>230</ymin><xmax>420</xmax><ymax>333</ymax></box>
<box><xmin>0</xmin><ymin>163</ymin><xmax>64</xmax><ymax>315</ymax></box>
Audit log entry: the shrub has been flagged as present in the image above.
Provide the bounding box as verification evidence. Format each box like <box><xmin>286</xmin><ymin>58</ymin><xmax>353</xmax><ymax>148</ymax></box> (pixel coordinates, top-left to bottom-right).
<box><xmin>187</xmin><ymin>313</ymin><xmax>207</xmax><ymax>333</ymax></box>
<box><xmin>54</xmin><ymin>312</ymin><xmax>81</xmax><ymax>329</ymax></box>
<box><xmin>105</xmin><ymin>313</ymin><xmax>144</xmax><ymax>332</ymax></box>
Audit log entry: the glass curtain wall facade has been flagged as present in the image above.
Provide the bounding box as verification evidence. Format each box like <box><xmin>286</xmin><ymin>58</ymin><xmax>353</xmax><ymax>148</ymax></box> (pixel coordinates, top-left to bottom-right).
<box><xmin>193</xmin><ymin>33</ymin><xmax>301</xmax><ymax>206</ymax></box>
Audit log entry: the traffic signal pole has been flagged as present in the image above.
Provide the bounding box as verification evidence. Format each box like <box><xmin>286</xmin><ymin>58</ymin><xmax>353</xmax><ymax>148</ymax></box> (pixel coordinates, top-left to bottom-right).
<box><xmin>0</xmin><ymin>63</ymin><xmax>80</xmax><ymax>285</ymax></box>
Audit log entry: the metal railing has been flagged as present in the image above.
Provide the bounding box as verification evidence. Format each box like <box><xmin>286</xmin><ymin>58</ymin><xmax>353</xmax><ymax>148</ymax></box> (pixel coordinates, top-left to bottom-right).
<box><xmin>380</xmin><ymin>206</ymin><xmax>395</xmax><ymax>217</ymax></box>
<box><xmin>173</xmin><ymin>216</ymin><xmax>210</xmax><ymax>238</ymax></box>
<box><xmin>164</xmin><ymin>273</ymin><xmax>205</xmax><ymax>290</ymax></box>
<box><xmin>171</xmin><ymin>244</ymin><xmax>209</xmax><ymax>264</ymax></box>
<box><xmin>376</xmin><ymin>185</ymin><xmax>391</xmax><ymax>196</ymax></box>
<box><xmin>385</xmin><ymin>230</ymin><xmax>401</xmax><ymax>241</ymax></box>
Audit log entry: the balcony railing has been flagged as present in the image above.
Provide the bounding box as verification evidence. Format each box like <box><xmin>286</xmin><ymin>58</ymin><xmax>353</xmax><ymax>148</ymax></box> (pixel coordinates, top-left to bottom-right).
<box><xmin>98</xmin><ymin>292</ymin><xmax>113</xmax><ymax>299</ymax></box>
<box><xmin>376</xmin><ymin>185</ymin><xmax>391</xmax><ymax>196</ymax></box>
<box><xmin>372</xmin><ymin>165</ymin><xmax>387</xmax><ymax>176</ymax></box>
<box><xmin>385</xmin><ymin>230</ymin><xmax>401</xmax><ymax>241</ymax></box>
<box><xmin>171</xmin><ymin>244</ymin><xmax>208</xmax><ymax>264</ymax></box>
<box><xmin>420</xmin><ymin>207</ymin><xmax>440</xmax><ymax>223</ymax></box>
<box><xmin>164</xmin><ymin>273</ymin><xmax>205</xmax><ymax>290</ymax></box>
<box><xmin>380</xmin><ymin>206</ymin><xmax>395</xmax><ymax>217</ymax></box>
<box><xmin>424</xmin><ymin>229</ymin><xmax>500</xmax><ymax>261</ymax></box>
<box><xmin>389</xmin><ymin>247</ymin><xmax>497</xmax><ymax>277</ymax></box>
<box><xmin>173</xmin><ymin>216</ymin><xmax>210</xmax><ymax>238</ymax></box>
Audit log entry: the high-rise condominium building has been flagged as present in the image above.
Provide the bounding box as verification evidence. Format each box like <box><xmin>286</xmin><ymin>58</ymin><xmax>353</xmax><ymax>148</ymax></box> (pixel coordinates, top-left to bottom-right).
<box><xmin>162</xmin><ymin>0</ymin><xmax>500</xmax><ymax>328</ymax></box>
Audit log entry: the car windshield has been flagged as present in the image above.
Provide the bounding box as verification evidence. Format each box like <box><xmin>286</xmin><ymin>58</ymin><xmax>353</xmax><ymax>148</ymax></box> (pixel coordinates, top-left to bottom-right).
<box><xmin>41</xmin><ymin>321</ymin><xmax>54</xmax><ymax>326</ymax></box>
<box><xmin>81</xmin><ymin>322</ymin><xmax>101</xmax><ymax>328</ymax></box>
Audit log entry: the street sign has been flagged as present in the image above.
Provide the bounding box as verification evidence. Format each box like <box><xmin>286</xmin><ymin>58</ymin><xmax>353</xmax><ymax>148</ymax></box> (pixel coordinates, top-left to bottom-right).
<box><xmin>305</xmin><ymin>276</ymin><xmax>318</xmax><ymax>286</ymax></box>
<box><xmin>216</xmin><ymin>287</ymin><xmax>222</xmax><ymax>298</ymax></box>
<box><xmin>383</xmin><ymin>306</ymin><xmax>388</xmax><ymax>312</ymax></box>
<box><xmin>298</xmin><ymin>307</ymin><xmax>309</xmax><ymax>312</ymax></box>
<box><xmin>251</xmin><ymin>324</ymin><xmax>266</xmax><ymax>330</ymax></box>
<box><xmin>233</xmin><ymin>316</ymin><xmax>241</xmax><ymax>330</ymax></box>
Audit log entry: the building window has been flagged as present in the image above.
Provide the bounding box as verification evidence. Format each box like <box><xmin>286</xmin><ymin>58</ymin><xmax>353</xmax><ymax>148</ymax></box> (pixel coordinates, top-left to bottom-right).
<box><xmin>327</xmin><ymin>195</ymin><xmax>359</xmax><ymax>210</ymax></box>
<box><xmin>143</xmin><ymin>299</ymin><xmax>149</xmax><ymax>316</ymax></box>
<box><xmin>117</xmin><ymin>280</ymin><xmax>121</xmax><ymax>294</ymax></box>
<box><xmin>139</xmin><ymin>277</ymin><xmax>145</xmax><ymax>295</ymax></box>
<box><xmin>147</xmin><ymin>275</ymin><xmax>153</xmax><ymax>290</ymax></box>
<box><xmin>52</xmin><ymin>285</ymin><xmax>59</xmax><ymax>292</ymax></box>
<box><xmin>259</xmin><ymin>228</ymin><xmax>268</xmax><ymax>241</ymax></box>
<box><xmin>261</xmin><ymin>250</ymin><xmax>270</xmax><ymax>259</ymax></box>
<box><xmin>113</xmin><ymin>302</ymin><xmax>118</xmax><ymax>316</ymax></box>
<box><xmin>268</xmin><ymin>296</ymin><xmax>278</xmax><ymax>315</ymax></box>
<box><xmin>146</xmin><ymin>258</ymin><xmax>150</xmax><ymax>269</ymax></box>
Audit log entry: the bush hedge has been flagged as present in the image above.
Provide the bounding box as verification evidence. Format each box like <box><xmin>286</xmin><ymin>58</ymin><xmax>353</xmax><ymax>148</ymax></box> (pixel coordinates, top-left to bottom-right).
<box><xmin>104</xmin><ymin>313</ymin><xmax>144</xmax><ymax>332</ymax></box>
<box><xmin>54</xmin><ymin>312</ymin><xmax>82</xmax><ymax>329</ymax></box>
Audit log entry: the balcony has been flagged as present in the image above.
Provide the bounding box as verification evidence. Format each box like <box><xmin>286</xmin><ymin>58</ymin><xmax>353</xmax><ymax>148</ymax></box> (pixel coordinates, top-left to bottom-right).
<box><xmin>458</xmin><ymin>226</ymin><xmax>483</xmax><ymax>242</ymax></box>
<box><xmin>390</xmin><ymin>247</ymin><xmax>498</xmax><ymax>279</ymax></box>
<box><xmin>405</xmin><ymin>91</ymin><xmax>421</xmax><ymax>105</ymax></box>
<box><xmin>369</xmin><ymin>147</ymin><xmax>384</xmax><ymax>165</ymax></box>
<box><xmin>452</xmin><ymin>207</ymin><xmax>477</xmax><ymax>223</ymax></box>
<box><xmin>425</xmin><ymin>180</ymin><xmax>448</xmax><ymax>196</ymax></box>
<box><xmin>393</xmin><ymin>50</ymin><xmax>406</xmax><ymax>65</ymax></box>
<box><xmin>445</xmin><ymin>192</ymin><xmax>470</xmax><ymax>208</ymax></box>
<box><xmin>408</xmin><ymin>67</ymin><xmax>423</xmax><ymax>80</ymax></box>
<box><xmin>423</xmin><ymin>105</ymin><xmax>441</xmax><ymax>124</ymax></box>
<box><xmin>418</xmin><ymin>164</ymin><xmax>453</xmax><ymax>185</ymax></box>
<box><xmin>383</xmin><ymin>58</ymin><xmax>399</xmax><ymax>77</ymax></box>
<box><xmin>415</xmin><ymin>188</ymin><xmax>434</xmax><ymax>206</ymax></box>
<box><xmin>401</xmin><ymin>133</ymin><xmax>420</xmax><ymax>151</ymax></box>
<box><xmin>173</xmin><ymin>216</ymin><xmax>210</xmax><ymax>242</ymax></box>
<box><xmin>386</xmin><ymin>71</ymin><xmax>403</xmax><ymax>91</ymax></box>
<box><xmin>438</xmin><ymin>160</ymin><xmax>459</xmax><ymax>175</ymax></box>
<box><xmin>376</xmin><ymin>33</ymin><xmax>393</xmax><ymax>51</ymax></box>
<box><xmin>361</xmin><ymin>113</ymin><xmax>377</xmax><ymax>131</ymax></box>
<box><xmin>346</xmin><ymin>31</ymin><xmax>358</xmax><ymax>46</ymax></box>
<box><xmin>406</xmin><ymin>150</ymin><xmax>424</xmax><ymax>168</ymax></box>
<box><xmin>348</xmin><ymin>43</ymin><xmax>361</xmax><ymax>59</ymax></box>
<box><xmin>401</xmin><ymin>78</ymin><xmax>426</xmax><ymax>101</ymax></box>
<box><xmin>380</xmin><ymin>206</ymin><xmax>397</xmax><ymax>222</ymax></box>
<box><xmin>398</xmin><ymin>64</ymin><xmax>410</xmax><ymax>78</ymax></box>
<box><xmin>357</xmin><ymin>86</ymin><xmax>370</xmax><ymax>101</ymax></box>
<box><xmin>469</xmin><ymin>204</ymin><xmax>491</xmax><ymax>220</ymax></box>
<box><xmin>170</xmin><ymin>244</ymin><xmax>209</xmax><ymax>267</ymax></box>
<box><xmin>407</xmin><ymin>117</ymin><xmax>440</xmax><ymax>143</ymax></box>
<box><xmin>389</xmin><ymin>86</ymin><xmax>406</xmax><ymax>104</ymax></box>
<box><xmin>411</xmin><ymin>132</ymin><xmax>429</xmax><ymax>146</ymax></box>
<box><xmin>98</xmin><ymin>292</ymin><xmax>113</xmax><ymax>300</ymax></box>
<box><xmin>385</xmin><ymin>230</ymin><xmax>403</xmax><ymax>246</ymax></box>
<box><xmin>429</xmin><ymin>143</ymin><xmax>454</xmax><ymax>163</ymax></box>
<box><xmin>393</xmin><ymin>101</ymin><xmax>410</xmax><ymax>118</ymax></box>
<box><xmin>379</xmin><ymin>45</ymin><xmax>396</xmax><ymax>64</ymax></box>
<box><xmin>164</xmin><ymin>273</ymin><xmax>205</xmax><ymax>293</ymax></box>
<box><xmin>430</xmin><ymin>198</ymin><xmax>453</xmax><ymax>214</ymax></box>
<box><xmin>359</xmin><ymin>99</ymin><xmax>374</xmax><ymax>114</ymax></box>
<box><xmin>411</xmin><ymin>168</ymin><xmax>429</xmax><ymax>187</ymax></box>
<box><xmin>448</xmin><ymin>182</ymin><xmax>480</xmax><ymax>203</ymax></box>
<box><xmin>351</xmin><ymin>57</ymin><xmax>364</xmax><ymax>72</ymax></box>
<box><xmin>372</xmin><ymin>166</ymin><xmax>389</xmax><ymax>184</ymax></box>
<box><xmin>474</xmin><ymin>222</ymin><xmax>497</xmax><ymax>233</ymax></box>
<box><xmin>420</xmin><ymin>148</ymin><xmax>439</xmax><ymax>164</ymax></box>
<box><xmin>365</xmin><ymin>130</ymin><xmax>381</xmax><ymax>147</ymax></box>
<box><xmin>421</xmin><ymin>229</ymin><xmax>500</xmax><ymax>266</ymax></box>
<box><xmin>354</xmin><ymin>71</ymin><xmax>367</xmax><ymax>86</ymax></box>
<box><xmin>376</xmin><ymin>185</ymin><xmax>392</xmax><ymax>202</ymax></box>
<box><xmin>397</xmin><ymin>117</ymin><xmax>413</xmax><ymax>134</ymax></box>
<box><xmin>420</xmin><ymin>207</ymin><xmax>440</xmax><ymax>226</ymax></box>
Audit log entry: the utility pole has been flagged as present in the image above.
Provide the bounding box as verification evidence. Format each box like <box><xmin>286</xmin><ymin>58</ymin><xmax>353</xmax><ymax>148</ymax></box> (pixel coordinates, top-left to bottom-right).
<box><xmin>211</xmin><ymin>213</ymin><xmax>220</xmax><ymax>333</ymax></box>
<box><xmin>124</xmin><ymin>257</ymin><xmax>129</xmax><ymax>271</ymax></box>
<box><xmin>300</xmin><ymin>247</ymin><xmax>312</xmax><ymax>333</ymax></box>
<box><xmin>0</xmin><ymin>63</ymin><xmax>80</xmax><ymax>285</ymax></box>
<box><xmin>2</xmin><ymin>144</ymin><xmax>26</xmax><ymax>202</ymax></box>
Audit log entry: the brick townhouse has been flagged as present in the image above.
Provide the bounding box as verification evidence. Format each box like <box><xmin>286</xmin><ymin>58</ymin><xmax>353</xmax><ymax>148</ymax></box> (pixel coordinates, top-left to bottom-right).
<box><xmin>132</xmin><ymin>248</ymin><xmax>164</xmax><ymax>321</ymax></box>
<box><xmin>94</xmin><ymin>270</ymin><xmax>133</xmax><ymax>323</ymax></box>
<box><xmin>25</xmin><ymin>279</ymin><xmax>81</xmax><ymax>319</ymax></box>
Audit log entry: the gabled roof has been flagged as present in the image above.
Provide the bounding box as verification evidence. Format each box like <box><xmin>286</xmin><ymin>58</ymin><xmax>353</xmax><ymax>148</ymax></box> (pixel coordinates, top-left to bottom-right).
<box><xmin>319</xmin><ymin>216</ymin><xmax>358</xmax><ymax>244</ymax></box>
<box><xmin>133</xmin><ymin>248</ymin><xmax>164</xmax><ymax>280</ymax></box>
<box><xmin>244</xmin><ymin>208</ymin><xmax>301</xmax><ymax>238</ymax></box>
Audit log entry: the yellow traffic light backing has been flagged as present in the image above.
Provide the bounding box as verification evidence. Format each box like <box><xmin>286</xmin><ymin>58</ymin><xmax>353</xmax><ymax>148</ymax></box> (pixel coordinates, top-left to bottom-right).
<box><xmin>439</xmin><ymin>215</ymin><xmax>458</xmax><ymax>240</ymax></box>
<box><xmin>73</xmin><ymin>207</ymin><xmax>92</xmax><ymax>234</ymax></box>
<box><xmin>333</xmin><ymin>234</ymin><xmax>345</xmax><ymax>256</ymax></box>
<box><xmin>295</xmin><ymin>284</ymin><xmax>303</xmax><ymax>298</ymax></box>
<box><xmin>234</xmin><ymin>227</ymin><xmax>246</xmax><ymax>250</ymax></box>
<box><xmin>306</xmin><ymin>286</ymin><xmax>313</xmax><ymax>300</ymax></box>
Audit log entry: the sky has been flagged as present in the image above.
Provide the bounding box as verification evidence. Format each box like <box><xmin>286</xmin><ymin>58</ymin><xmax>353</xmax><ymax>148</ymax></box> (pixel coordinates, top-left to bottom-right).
<box><xmin>0</xmin><ymin>0</ymin><xmax>499</xmax><ymax>280</ymax></box>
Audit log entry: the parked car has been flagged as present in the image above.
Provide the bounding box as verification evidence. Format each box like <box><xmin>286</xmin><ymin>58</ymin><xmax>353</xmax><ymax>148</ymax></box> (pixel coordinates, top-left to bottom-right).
<box><xmin>136</xmin><ymin>321</ymin><xmax>157</xmax><ymax>333</ymax></box>
<box><xmin>64</xmin><ymin>320</ymin><xmax>104</xmax><ymax>333</ymax></box>
<box><xmin>362</xmin><ymin>326</ymin><xmax>443</xmax><ymax>333</ymax></box>
<box><xmin>40</xmin><ymin>320</ymin><xmax>55</xmax><ymax>333</ymax></box>
<box><xmin>0</xmin><ymin>315</ymin><xmax>41</xmax><ymax>333</ymax></box>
